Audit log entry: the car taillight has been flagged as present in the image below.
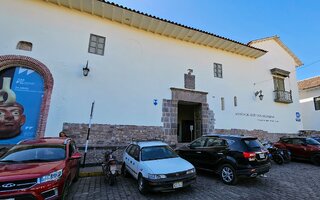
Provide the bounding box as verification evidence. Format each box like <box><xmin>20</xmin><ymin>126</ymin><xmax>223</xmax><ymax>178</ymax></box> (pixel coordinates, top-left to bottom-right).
<box><xmin>243</xmin><ymin>152</ymin><xmax>256</xmax><ymax>161</ymax></box>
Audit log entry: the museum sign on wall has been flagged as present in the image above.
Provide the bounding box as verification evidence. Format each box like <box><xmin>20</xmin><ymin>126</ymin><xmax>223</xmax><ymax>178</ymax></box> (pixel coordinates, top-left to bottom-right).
<box><xmin>0</xmin><ymin>67</ymin><xmax>44</xmax><ymax>144</ymax></box>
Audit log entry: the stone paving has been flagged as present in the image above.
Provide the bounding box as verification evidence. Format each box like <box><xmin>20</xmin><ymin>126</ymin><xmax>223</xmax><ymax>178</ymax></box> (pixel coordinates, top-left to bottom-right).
<box><xmin>68</xmin><ymin>161</ymin><xmax>320</xmax><ymax>200</ymax></box>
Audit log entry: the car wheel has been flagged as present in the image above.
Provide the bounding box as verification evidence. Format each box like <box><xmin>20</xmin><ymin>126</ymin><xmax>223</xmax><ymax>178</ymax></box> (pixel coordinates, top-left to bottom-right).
<box><xmin>273</xmin><ymin>155</ymin><xmax>284</xmax><ymax>165</ymax></box>
<box><xmin>283</xmin><ymin>153</ymin><xmax>291</xmax><ymax>164</ymax></box>
<box><xmin>121</xmin><ymin>163</ymin><xmax>130</xmax><ymax>178</ymax></box>
<box><xmin>220</xmin><ymin>164</ymin><xmax>238</xmax><ymax>185</ymax></box>
<box><xmin>138</xmin><ymin>174</ymin><xmax>147</xmax><ymax>194</ymax></box>
<box><xmin>311</xmin><ymin>154</ymin><xmax>320</xmax><ymax>166</ymax></box>
<box><xmin>62</xmin><ymin>179</ymin><xmax>71</xmax><ymax>200</ymax></box>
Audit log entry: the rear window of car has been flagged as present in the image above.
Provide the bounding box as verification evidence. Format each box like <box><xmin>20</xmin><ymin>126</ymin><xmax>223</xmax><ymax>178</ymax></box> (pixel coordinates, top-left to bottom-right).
<box><xmin>221</xmin><ymin>137</ymin><xmax>243</xmax><ymax>151</ymax></box>
<box><xmin>242</xmin><ymin>139</ymin><xmax>263</xmax><ymax>151</ymax></box>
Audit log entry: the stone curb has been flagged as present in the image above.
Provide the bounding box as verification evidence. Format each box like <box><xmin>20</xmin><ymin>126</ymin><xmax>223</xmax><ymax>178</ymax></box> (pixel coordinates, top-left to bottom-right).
<box><xmin>79</xmin><ymin>171</ymin><xmax>103</xmax><ymax>177</ymax></box>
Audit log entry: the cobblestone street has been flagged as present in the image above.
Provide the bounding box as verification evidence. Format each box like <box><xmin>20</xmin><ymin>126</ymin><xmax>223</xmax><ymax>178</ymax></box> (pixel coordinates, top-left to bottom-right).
<box><xmin>68</xmin><ymin>161</ymin><xmax>320</xmax><ymax>200</ymax></box>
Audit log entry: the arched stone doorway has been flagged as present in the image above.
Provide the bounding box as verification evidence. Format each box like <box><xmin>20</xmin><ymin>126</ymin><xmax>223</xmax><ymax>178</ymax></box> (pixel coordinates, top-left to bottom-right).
<box><xmin>0</xmin><ymin>55</ymin><xmax>53</xmax><ymax>143</ymax></box>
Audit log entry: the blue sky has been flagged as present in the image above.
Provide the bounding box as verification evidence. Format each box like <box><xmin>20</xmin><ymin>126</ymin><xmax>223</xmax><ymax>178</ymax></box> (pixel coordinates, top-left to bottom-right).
<box><xmin>109</xmin><ymin>0</ymin><xmax>320</xmax><ymax>80</ymax></box>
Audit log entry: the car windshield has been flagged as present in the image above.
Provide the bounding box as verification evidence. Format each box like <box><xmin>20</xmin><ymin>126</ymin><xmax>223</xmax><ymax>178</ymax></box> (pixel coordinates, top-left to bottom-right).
<box><xmin>0</xmin><ymin>145</ymin><xmax>66</xmax><ymax>163</ymax></box>
<box><xmin>306</xmin><ymin>138</ymin><xmax>320</xmax><ymax>145</ymax></box>
<box><xmin>141</xmin><ymin>145</ymin><xmax>178</xmax><ymax>161</ymax></box>
<box><xmin>313</xmin><ymin>138</ymin><xmax>320</xmax><ymax>142</ymax></box>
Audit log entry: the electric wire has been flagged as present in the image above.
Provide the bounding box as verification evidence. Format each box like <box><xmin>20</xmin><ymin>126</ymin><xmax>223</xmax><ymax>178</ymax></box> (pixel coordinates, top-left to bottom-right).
<box><xmin>253</xmin><ymin>58</ymin><xmax>320</xmax><ymax>86</ymax></box>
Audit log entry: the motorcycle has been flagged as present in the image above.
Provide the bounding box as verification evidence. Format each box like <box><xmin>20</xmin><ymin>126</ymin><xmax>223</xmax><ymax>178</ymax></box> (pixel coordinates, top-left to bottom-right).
<box><xmin>102</xmin><ymin>148</ymin><xmax>119</xmax><ymax>185</ymax></box>
<box><xmin>262</xmin><ymin>141</ymin><xmax>291</xmax><ymax>165</ymax></box>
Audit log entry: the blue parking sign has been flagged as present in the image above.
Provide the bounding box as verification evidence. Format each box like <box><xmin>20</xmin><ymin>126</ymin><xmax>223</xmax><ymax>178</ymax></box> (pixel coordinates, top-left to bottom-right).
<box><xmin>296</xmin><ymin>112</ymin><xmax>301</xmax><ymax>122</ymax></box>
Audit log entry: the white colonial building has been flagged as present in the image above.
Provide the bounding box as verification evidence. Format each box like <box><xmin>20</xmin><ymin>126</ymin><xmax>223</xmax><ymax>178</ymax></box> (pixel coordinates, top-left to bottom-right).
<box><xmin>0</xmin><ymin>0</ymin><xmax>303</xmax><ymax>148</ymax></box>
<box><xmin>298</xmin><ymin>77</ymin><xmax>320</xmax><ymax>131</ymax></box>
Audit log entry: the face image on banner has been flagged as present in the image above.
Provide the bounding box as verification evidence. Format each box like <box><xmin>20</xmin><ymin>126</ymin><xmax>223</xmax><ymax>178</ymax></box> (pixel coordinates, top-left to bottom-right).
<box><xmin>0</xmin><ymin>67</ymin><xmax>44</xmax><ymax>144</ymax></box>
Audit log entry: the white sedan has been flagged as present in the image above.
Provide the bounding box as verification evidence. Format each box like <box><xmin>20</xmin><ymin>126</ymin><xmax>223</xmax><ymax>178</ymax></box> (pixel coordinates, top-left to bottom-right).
<box><xmin>122</xmin><ymin>141</ymin><xmax>196</xmax><ymax>194</ymax></box>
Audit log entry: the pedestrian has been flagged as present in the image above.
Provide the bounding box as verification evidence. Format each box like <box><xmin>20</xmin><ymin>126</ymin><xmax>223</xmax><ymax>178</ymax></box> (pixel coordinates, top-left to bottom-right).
<box><xmin>59</xmin><ymin>131</ymin><xmax>68</xmax><ymax>138</ymax></box>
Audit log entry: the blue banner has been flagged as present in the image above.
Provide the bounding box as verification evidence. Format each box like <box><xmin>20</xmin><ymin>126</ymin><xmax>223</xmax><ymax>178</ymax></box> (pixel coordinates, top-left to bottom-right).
<box><xmin>0</xmin><ymin>67</ymin><xmax>44</xmax><ymax>144</ymax></box>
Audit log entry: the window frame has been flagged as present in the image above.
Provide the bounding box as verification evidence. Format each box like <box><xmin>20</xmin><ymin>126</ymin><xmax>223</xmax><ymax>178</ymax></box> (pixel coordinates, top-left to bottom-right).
<box><xmin>221</xmin><ymin>97</ymin><xmax>225</xmax><ymax>111</ymax></box>
<box><xmin>88</xmin><ymin>34</ymin><xmax>106</xmax><ymax>56</ymax></box>
<box><xmin>205</xmin><ymin>138</ymin><xmax>228</xmax><ymax>147</ymax></box>
<box><xmin>314</xmin><ymin>96</ymin><xmax>320</xmax><ymax>111</ymax></box>
<box><xmin>213</xmin><ymin>63</ymin><xmax>223</xmax><ymax>78</ymax></box>
<box><xmin>128</xmin><ymin>145</ymin><xmax>140</xmax><ymax>161</ymax></box>
<box><xmin>273</xmin><ymin>76</ymin><xmax>285</xmax><ymax>91</ymax></box>
<box><xmin>291</xmin><ymin>138</ymin><xmax>304</xmax><ymax>145</ymax></box>
<box><xmin>190</xmin><ymin>137</ymin><xmax>207</xmax><ymax>148</ymax></box>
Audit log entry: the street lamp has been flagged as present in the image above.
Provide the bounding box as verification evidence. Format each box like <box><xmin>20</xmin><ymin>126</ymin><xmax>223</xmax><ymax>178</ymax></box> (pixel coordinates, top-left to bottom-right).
<box><xmin>255</xmin><ymin>90</ymin><xmax>264</xmax><ymax>101</ymax></box>
<box><xmin>83</xmin><ymin>61</ymin><xmax>90</xmax><ymax>77</ymax></box>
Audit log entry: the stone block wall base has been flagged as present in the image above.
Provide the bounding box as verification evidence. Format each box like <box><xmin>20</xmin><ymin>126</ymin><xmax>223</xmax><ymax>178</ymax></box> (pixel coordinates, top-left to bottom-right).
<box><xmin>213</xmin><ymin>129</ymin><xmax>301</xmax><ymax>142</ymax></box>
<box><xmin>63</xmin><ymin>123</ymin><xmax>168</xmax><ymax>164</ymax></box>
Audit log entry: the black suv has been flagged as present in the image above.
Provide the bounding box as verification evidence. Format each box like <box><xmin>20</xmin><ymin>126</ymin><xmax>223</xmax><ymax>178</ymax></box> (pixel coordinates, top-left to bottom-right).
<box><xmin>176</xmin><ymin>134</ymin><xmax>271</xmax><ymax>185</ymax></box>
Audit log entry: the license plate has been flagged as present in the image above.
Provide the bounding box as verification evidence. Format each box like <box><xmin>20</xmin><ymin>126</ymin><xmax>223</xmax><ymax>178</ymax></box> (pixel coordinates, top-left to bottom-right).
<box><xmin>173</xmin><ymin>181</ymin><xmax>183</xmax><ymax>189</ymax></box>
<box><xmin>259</xmin><ymin>153</ymin><xmax>265</xmax><ymax>159</ymax></box>
<box><xmin>5</xmin><ymin>198</ymin><xmax>14</xmax><ymax>200</ymax></box>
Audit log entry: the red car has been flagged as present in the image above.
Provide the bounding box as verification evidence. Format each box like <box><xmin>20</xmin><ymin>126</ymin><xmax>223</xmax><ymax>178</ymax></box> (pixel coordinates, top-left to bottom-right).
<box><xmin>274</xmin><ymin>137</ymin><xmax>320</xmax><ymax>165</ymax></box>
<box><xmin>0</xmin><ymin>137</ymin><xmax>81</xmax><ymax>200</ymax></box>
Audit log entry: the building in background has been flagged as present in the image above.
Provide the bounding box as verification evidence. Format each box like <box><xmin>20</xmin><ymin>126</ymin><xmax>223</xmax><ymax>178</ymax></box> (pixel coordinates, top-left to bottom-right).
<box><xmin>298</xmin><ymin>76</ymin><xmax>320</xmax><ymax>132</ymax></box>
<box><xmin>0</xmin><ymin>0</ymin><xmax>303</xmax><ymax>161</ymax></box>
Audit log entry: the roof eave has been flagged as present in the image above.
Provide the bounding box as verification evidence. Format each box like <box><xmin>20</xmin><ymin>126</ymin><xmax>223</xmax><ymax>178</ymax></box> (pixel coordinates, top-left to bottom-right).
<box><xmin>44</xmin><ymin>0</ymin><xmax>267</xmax><ymax>59</ymax></box>
<box><xmin>248</xmin><ymin>36</ymin><xmax>303</xmax><ymax>67</ymax></box>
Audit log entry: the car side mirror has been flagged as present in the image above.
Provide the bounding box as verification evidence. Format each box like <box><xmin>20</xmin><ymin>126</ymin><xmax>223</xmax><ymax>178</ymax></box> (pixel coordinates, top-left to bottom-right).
<box><xmin>70</xmin><ymin>152</ymin><xmax>82</xmax><ymax>160</ymax></box>
<box><xmin>302</xmin><ymin>143</ymin><xmax>307</xmax><ymax>146</ymax></box>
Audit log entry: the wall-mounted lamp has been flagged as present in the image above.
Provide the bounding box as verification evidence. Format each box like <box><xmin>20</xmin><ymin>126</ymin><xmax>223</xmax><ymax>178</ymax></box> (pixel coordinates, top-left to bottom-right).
<box><xmin>83</xmin><ymin>61</ymin><xmax>90</xmax><ymax>77</ymax></box>
<box><xmin>255</xmin><ymin>90</ymin><xmax>264</xmax><ymax>101</ymax></box>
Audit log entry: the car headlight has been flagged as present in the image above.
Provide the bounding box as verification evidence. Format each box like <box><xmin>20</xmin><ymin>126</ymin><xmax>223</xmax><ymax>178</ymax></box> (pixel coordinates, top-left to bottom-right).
<box><xmin>186</xmin><ymin>168</ymin><xmax>196</xmax><ymax>174</ymax></box>
<box><xmin>148</xmin><ymin>174</ymin><xmax>167</xmax><ymax>179</ymax></box>
<box><xmin>38</xmin><ymin>169</ymin><xmax>63</xmax><ymax>183</ymax></box>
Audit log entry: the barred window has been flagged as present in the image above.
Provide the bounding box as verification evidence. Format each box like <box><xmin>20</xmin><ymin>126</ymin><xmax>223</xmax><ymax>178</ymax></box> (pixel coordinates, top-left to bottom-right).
<box><xmin>214</xmin><ymin>63</ymin><xmax>223</xmax><ymax>78</ymax></box>
<box><xmin>221</xmin><ymin>97</ymin><xmax>225</xmax><ymax>111</ymax></box>
<box><xmin>88</xmin><ymin>34</ymin><xmax>106</xmax><ymax>56</ymax></box>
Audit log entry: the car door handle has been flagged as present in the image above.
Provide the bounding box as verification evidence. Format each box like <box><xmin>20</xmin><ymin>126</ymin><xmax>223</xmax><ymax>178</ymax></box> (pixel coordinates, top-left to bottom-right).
<box><xmin>196</xmin><ymin>151</ymin><xmax>202</xmax><ymax>154</ymax></box>
<box><xmin>217</xmin><ymin>153</ymin><xmax>224</xmax><ymax>155</ymax></box>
